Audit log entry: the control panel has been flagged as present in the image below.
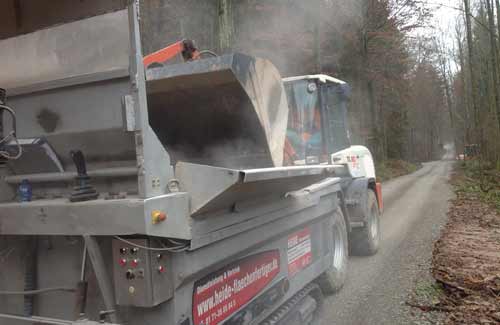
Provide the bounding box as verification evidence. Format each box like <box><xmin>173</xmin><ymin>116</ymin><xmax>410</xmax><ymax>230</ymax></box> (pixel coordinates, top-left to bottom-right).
<box><xmin>112</xmin><ymin>238</ymin><xmax>173</xmax><ymax>307</ymax></box>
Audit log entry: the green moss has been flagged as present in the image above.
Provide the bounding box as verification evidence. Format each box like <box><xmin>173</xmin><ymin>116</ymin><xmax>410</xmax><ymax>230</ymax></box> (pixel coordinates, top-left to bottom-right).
<box><xmin>414</xmin><ymin>281</ymin><xmax>444</xmax><ymax>305</ymax></box>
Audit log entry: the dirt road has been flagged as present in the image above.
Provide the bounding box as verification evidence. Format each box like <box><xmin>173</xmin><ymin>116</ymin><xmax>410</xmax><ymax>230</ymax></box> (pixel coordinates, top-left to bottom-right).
<box><xmin>319</xmin><ymin>161</ymin><xmax>454</xmax><ymax>325</ymax></box>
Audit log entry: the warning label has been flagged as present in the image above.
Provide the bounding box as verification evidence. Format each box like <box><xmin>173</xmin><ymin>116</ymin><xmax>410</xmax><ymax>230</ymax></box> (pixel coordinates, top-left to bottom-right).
<box><xmin>287</xmin><ymin>227</ymin><xmax>312</xmax><ymax>276</ymax></box>
<box><xmin>192</xmin><ymin>250</ymin><xmax>280</xmax><ymax>325</ymax></box>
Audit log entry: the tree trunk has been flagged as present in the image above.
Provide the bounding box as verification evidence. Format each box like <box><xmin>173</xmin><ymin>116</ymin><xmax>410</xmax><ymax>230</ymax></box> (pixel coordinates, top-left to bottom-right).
<box><xmin>314</xmin><ymin>23</ymin><xmax>321</xmax><ymax>73</ymax></box>
<box><xmin>437</xmin><ymin>40</ymin><xmax>456</xmax><ymax>149</ymax></box>
<box><xmin>485</xmin><ymin>0</ymin><xmax>500</xmax><ymax>132</ymax></box>
<box><xmin>367</xmin><ymin>80</ymin><xmax>379</xmax><ymax>157</ymax></box>
<box><xmin>495</xmin><ymin>0</ymin><xmax>500</xmax><ymax>55</ymax></box>
<box><xmin>217</xmin><ymin>0</ymin><xmax>233</xmax><ymax>52</ymax></box>
<box><xmin>483</xmin><ymin>0</ymin><xmax>500</xmax><ymax>133</ymax></box>
<box><xmin>456</xmin><ymin>30</ymin><xmax>471</xmax><ymax>144</ymax></box>
<box><xmin>463</xmin><ymin>0</ymin><xmax>480</xmax><ymax>142</ymax></box>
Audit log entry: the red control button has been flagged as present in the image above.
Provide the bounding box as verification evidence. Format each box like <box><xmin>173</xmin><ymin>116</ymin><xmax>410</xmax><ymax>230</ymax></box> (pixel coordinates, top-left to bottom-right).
<box><xmin>119</xmin><ymin>258</ymin><xmax>127</xmax><ymax>267</ymax></box>
<box><xmin>157</xmin><ymin>265</ymin><xmax>165</xmax><ymax>273</ymax></box>
<box><xmin>130</xmin><ymin>259</ymin><xmax>139</xmax><ymax>267</ymax></box>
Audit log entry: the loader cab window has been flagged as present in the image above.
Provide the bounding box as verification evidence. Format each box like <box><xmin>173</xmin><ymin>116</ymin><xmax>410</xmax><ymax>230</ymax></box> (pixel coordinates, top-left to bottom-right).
<box><xmin>284</xmin><ymin>80</ymin><xmax>324</xmax><ymax>165</ymax></box>
<box><xmin>322</xmin><ymin>83</ymin><xmax>351</xmax><ymax>154</ymax></box>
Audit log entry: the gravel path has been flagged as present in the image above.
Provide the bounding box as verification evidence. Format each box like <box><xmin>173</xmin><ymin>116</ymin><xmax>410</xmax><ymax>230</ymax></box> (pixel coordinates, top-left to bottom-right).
<box><xmin>318</xmin><ymin>161</ymin><xmax>454</xmax><ymax>325</ymax></box>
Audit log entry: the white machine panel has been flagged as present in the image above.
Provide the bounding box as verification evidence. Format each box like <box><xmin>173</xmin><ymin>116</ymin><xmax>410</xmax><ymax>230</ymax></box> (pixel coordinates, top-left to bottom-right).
<box><xmin>331</xmin><ymin>145</ymin><xmax>376</xmax><ymax>179</ymax></box>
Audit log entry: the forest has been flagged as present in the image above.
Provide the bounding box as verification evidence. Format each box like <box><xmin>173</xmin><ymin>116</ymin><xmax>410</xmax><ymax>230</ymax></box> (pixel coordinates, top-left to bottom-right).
<box><xmin>1</xmin><ymin>0</ymin><xmax>498</xmax><ymax>167</ymax></box>
<box><xmin>140</xmin><ymin>0</ymin><xmax>500</xmax><ymax>168</ymax></box>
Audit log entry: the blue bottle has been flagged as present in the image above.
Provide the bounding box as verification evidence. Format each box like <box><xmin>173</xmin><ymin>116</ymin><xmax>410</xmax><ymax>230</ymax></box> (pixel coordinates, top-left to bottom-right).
<box><xmin>18</xmin><ymin>179</ymin><xmax>32</xmax><ymax>202</ymax></box>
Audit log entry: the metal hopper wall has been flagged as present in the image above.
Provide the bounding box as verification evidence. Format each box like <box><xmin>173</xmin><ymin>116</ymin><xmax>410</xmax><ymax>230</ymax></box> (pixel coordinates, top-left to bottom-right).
<box><xmin>146</xmin><ymin>53</ymin><xmax>289</xmax><ymax>169</ymax></box>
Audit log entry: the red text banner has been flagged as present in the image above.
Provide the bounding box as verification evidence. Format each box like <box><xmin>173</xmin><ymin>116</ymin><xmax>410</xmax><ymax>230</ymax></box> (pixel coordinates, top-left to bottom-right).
<box><xmin>193</xmin><ymin>250</ymin><xmax>280</xmax><ymax>325</ymax></box>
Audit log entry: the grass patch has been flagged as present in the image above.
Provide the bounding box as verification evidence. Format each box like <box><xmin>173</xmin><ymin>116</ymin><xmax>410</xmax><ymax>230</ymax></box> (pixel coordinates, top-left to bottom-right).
<box><xmin>375</xmin><ymin>159</ymin><xmax>421</xmax><ymax>182</ymax></box>
<box><xmin>413</xmin><ymin>281</ymin><xmax>444</xmax><ymax>306</ymax></box>
<box><xmin>456</xmin><ymin>160</ymin><xmax>500</xmax><ymax>211</ymax></box>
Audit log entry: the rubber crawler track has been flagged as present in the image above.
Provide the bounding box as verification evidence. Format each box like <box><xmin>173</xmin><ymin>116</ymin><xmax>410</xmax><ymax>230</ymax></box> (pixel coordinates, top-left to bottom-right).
<box><xmin>261</xmin><ymin>283</ymin><xmax>322</xmax><ymax>325</ymax></box>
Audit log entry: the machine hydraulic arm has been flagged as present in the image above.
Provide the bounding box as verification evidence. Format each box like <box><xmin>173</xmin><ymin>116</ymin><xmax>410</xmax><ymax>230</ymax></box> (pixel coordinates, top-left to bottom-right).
<box><xmin>143</xmin><ymin>39</ymin><xmax>200</xmax><ymax>68</ymax></box>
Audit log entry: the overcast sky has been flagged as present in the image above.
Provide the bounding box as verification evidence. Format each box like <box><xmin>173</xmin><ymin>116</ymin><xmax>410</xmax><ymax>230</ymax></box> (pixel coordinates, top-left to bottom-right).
<box><xmin>426</xmin><ymin>0</ymin><xmax>461</xmax><ymax>35</ymax></box>
<box><xmin>417</xmin><ymin>0</ymin><xmax>462</xmax><ymax>63</ymax></box>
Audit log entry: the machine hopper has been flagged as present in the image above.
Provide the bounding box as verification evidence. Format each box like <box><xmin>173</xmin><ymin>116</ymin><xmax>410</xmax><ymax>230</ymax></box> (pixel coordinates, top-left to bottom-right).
<box><xmin>145</xmin><ymin>53</ymin><xmax>289</xmax><ymax>169</ymax></box>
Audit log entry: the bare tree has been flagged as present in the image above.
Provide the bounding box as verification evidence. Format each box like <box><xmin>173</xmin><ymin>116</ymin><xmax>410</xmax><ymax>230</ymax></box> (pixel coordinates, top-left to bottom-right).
<box><xmin>484</xmin><ymin>0</ymin><xmax>500</xmax><ymax>131</ymax></box>
<box><xmin>463</xmin><ymin>0</ymin><xmax>480</xmax><ymax>140</ymax></box>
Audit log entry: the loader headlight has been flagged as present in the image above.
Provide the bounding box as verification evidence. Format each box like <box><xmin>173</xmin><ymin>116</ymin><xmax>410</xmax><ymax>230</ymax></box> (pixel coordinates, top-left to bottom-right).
<box><xmin>307</xmin><ymin>83</ymin><xmax>317</xmax><ymax>93</ymax></box>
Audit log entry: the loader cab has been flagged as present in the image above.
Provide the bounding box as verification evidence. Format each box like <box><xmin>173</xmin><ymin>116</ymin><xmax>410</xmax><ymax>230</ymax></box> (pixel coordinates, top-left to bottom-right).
<box><xmin>283</xmin><ymin>75</ymin><xmax>351</xmax><ymax>165</ymax></box>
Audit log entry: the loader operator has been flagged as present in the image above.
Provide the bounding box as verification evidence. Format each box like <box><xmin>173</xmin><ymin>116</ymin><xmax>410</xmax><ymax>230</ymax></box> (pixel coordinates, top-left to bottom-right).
<box><xmin>284</xmin><ymin>93</ymin><xmax>322</xmax><ymax>165</ymax></box>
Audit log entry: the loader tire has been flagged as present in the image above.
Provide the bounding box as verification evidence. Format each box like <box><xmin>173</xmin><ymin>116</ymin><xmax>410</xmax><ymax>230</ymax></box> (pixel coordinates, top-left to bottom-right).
<box><xmin>349</xmin><ymin>190</ymin><xmax>380</xmax><ymax>256</ymax></box>
<box><xmin>316</xmin><ymin>207</ymin><xmax>348</xmax><ymax>295</ymax></box>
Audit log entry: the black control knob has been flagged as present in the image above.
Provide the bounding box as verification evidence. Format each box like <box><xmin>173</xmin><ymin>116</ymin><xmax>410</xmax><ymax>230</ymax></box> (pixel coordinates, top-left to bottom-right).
<box><xmin>125</xmin><ymin>270</ymin><xmax>135</xmax><ymax>280</ymax></box>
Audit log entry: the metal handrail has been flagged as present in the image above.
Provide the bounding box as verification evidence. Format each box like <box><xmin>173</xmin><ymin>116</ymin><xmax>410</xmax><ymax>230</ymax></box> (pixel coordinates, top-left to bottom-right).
<box><xmin>0</xmin><ymin>312</ymin><xmax>118</xmax><ymax>325</ymax></box>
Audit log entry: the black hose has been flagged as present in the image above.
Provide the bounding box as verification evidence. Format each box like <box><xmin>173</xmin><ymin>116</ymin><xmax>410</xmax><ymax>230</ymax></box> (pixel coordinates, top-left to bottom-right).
<box><xmin>0</xmin><ymin>89</ymin><xmax>19</xmax><ymax>137</ymax></box>
<box><xmin>0</xmin><ymin>104</ymin><xmax>17</xmax><ymax>136</ymax></box>
<box><xmin>0</xmin><ymin>88</ymin><xmax>5</xmax><ymax>105</ymax></box>
<box><xmin>0</xmin><ymin>88</ymin><xmax>6</xmax><ymax>140</ymax></box>
<box><xmin>23</xmin><ymin>237</ymin><xmax>37</xmax><ymax>316</ymax></box>
<box><xmin>199</xmin><ymin>50</ymin><xmax>218</xmax><ymax>58</ymax></box>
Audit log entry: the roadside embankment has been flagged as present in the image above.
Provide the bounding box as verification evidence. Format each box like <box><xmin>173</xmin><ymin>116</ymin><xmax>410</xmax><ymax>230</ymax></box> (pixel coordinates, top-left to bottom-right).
<box><xmin>432</xmin><ymin>161</ymin><xmax>500</xmax><ymax>324</ymax></box>
<box><xmin>409</xmin><ymin>160</ymin><xmax>500</xmax><ymax>324</ymax></box>
<box><xmin>375</xmin><ymin>159</ymin><xmax>422</xmax><ymax>182</ymax></box>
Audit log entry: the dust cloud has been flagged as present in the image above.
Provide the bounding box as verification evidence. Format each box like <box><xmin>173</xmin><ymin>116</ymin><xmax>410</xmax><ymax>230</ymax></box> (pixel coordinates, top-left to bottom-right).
<box><xmin>147</xmin><ymin>1</ymin><xmax>365</xmax><ymax>168</ymax></box>
<box><xmin>442</xmin><ymin>142</ymin><xmax>456</xmax><ymax>160</ymax></box>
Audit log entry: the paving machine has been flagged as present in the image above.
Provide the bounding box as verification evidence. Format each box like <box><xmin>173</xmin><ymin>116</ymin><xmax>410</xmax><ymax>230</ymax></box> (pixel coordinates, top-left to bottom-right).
<box><xmin>0</xmin><ymin>2</ymin><xmax>382</xmax><ymax>325</ymax></box>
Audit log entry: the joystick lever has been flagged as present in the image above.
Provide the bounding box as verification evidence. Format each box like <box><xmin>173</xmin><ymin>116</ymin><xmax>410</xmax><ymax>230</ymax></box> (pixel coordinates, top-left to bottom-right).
<box><xmin>70</xmin><ymin>150</ymin><xmax>98</xmax><ymax>202</ymax></box>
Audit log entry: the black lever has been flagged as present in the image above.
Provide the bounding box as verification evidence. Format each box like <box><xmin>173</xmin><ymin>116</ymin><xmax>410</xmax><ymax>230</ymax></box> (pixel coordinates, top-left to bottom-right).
<box><xmin>0</xmin><ymin>88</ymin><xmax>6</xmax><ymax>105</ymax></box>
<box><xmin>71</xmin><ymin>150</ymin><xmax>87</xmax><ymax>176</ymax></box>
<box><xmin>69</xmin><ymin>150</ymin><xmax>98</xmax><ymax>202</ymax></box>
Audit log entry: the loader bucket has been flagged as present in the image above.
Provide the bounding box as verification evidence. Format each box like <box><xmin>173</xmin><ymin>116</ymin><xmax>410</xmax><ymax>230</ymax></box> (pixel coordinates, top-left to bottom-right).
<box><xmin>145</xmin><ymin>53</ymin><xmax>289</xmax><ymax>169</ymax></box>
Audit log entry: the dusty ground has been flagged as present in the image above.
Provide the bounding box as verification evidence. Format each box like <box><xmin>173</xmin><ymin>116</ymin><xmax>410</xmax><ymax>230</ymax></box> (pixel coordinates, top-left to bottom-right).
<box><xmin>318</xmin><ymin>161</ymin><xmax>453</xmax><ymax>324</ymax></box>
